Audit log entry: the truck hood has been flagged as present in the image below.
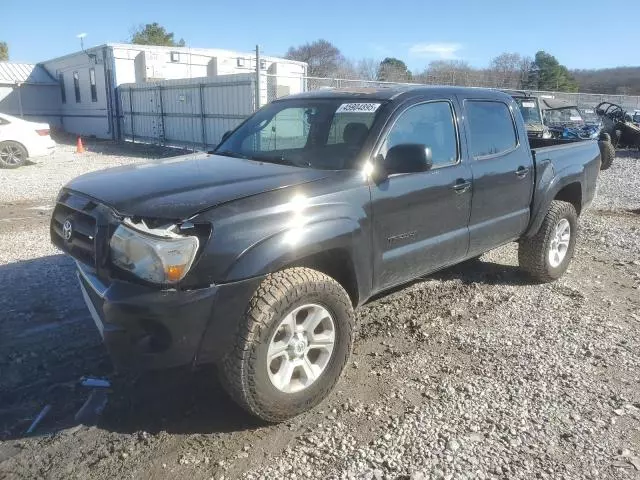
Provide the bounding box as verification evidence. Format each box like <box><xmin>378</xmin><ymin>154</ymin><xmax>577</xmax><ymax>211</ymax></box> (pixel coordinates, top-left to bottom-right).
<box><xmin>65</xmin><ymin>152</ymin><xmax>329</xmax><ymax>219</ymax></box>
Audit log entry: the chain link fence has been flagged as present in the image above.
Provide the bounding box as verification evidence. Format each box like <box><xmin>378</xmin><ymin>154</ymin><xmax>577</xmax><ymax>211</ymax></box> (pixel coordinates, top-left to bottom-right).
<box><xmin>265</xmin><ymin>74</ymin><xmax>640</xmax><ymax>111</ymax></box>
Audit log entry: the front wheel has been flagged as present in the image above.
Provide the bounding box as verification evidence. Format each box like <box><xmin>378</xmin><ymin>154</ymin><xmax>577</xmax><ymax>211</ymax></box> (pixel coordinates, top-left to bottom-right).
<box><xmin>518</xmin><ymin>200</ymin><xmax>578</xmax><ymax>282</ymax></box>
<box><xmin>218</xmin><ymin>267</ymin><xmax>354</xmax><ymax>422</ymax></box>
<box><xmin>0</xmin><ymin>141</ymin><xmax>28</xmax><ymax>169</ymax></box>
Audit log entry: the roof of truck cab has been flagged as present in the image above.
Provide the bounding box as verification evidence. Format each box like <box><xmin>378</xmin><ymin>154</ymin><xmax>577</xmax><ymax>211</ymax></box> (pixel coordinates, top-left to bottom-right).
<box><xmin>278</xmin><ymin>85</ymin><xmax>513</xmax><ymax>102</ymax></box>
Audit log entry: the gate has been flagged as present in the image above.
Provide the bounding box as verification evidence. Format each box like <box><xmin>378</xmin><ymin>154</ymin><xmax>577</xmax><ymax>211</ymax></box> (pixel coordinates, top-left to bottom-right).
<box><xmin>119</xmin><ymin>74</ymin><xmax>255</xmax><ymax>150</ymax></box>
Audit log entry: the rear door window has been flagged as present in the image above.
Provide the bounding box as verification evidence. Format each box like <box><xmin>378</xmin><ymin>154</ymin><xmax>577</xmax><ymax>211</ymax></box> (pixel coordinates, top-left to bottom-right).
<box><xmin>465</xmin><ymin>101</ymin><xmax>518</xmax><ymax>158</ymax></box>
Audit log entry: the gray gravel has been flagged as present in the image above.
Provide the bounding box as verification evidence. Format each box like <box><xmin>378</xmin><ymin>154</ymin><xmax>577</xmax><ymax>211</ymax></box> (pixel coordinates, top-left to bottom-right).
<box><xmin>0</xmin><ymin>137</ymin><xmax>183</xmax><ymax>204</ymax></box>
<box><xmin>0</xmin><ymin>149</ymin><xmax>638</xmax><ymax>480</ymax></box>
<box><xmin>242</xmin><ymin>154</ymin><xmax>640</xmax><ymax>480</ymax></box>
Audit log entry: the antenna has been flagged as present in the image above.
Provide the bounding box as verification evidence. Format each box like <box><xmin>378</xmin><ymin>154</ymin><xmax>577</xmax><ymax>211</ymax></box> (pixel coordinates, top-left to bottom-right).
<box><xmin>77</xmin><ymin>33</ymin><xmax>87</xmax><ymax>51</ymax></box>
<box><xmin>76</xmin><ymin>33</ymin><xmax>96</xmax><ymax>63</ymax></box>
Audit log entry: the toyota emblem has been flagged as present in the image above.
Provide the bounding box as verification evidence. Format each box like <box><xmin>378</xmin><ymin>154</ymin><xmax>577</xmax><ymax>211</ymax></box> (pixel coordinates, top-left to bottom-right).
<box><xmin>62</xmin><ymin>220</ymin><xmax>73</xmax><ymax>241</ymax></box>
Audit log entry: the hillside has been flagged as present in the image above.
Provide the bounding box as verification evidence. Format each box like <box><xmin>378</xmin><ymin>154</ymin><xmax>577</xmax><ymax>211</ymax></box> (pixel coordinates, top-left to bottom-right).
<box><xmin>572</xmin><ymin>66</ymin><xmax>640</xmax><ymax>95</ymax></box>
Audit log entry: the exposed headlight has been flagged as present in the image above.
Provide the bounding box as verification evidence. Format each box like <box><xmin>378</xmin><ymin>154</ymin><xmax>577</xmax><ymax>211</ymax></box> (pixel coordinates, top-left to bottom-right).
<box><xmin>542</xmin><ymin>128</ymin><xmax>552</xmax><ymax>139</ymax></box>
<box><xmin>110</xmin><ymin>223</ymin><xmax>199</xmax><ymax>284</ymax></box>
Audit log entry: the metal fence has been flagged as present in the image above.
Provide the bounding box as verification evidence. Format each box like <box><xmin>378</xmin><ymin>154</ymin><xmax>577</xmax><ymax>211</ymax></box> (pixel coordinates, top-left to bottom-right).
<box><xmin>119</xmin><ymin>74</ymin><xmax>256</xmax><ymax>150</ymax></box>
<box><xmin>118</xmin><ymin>69</ymin><xmax>640</xmax><ymax>151</ymax></box>
<box><xmin>267</xmin><ymin>74</ymin><xmax>640</xmax><ymax>111</ymax></box>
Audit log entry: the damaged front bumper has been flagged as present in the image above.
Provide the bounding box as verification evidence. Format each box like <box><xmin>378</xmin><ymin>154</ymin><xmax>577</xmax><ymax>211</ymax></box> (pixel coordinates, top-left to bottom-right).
<box><xmin>76</xmin><ymin>262</ymin><xmax>262</xmax><ymax>372</ymax></box>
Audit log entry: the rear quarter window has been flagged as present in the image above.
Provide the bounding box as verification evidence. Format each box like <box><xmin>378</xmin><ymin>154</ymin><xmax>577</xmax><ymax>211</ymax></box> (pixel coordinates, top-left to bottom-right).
<box><xmin>465</xmin><ymin>101</ymin><xmax>518</xmax><ymax>158</ymax></box>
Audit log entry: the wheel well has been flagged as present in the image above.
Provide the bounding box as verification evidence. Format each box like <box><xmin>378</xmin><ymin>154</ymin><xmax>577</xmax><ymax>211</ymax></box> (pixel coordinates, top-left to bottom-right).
<box><xmin>286</xmin><ymin>249</ymin><xmax>359</xmax><ymax>307</ymax></box>
<box><xmin>555</xmin><ymin>182</ymin><xmax>582</xmax><ymax>216</ymax></box>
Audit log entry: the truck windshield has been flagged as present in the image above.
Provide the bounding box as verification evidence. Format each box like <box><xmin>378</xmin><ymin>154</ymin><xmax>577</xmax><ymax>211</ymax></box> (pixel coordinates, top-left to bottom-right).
<box><xmin>215</xmin><ymin>99</ymin><xmax>385</xmax><ymax>170</ymax></box>
<box><xmin>545</xmin><ymin>107</ymin><xmax>584</xmax><ymax>125</ymax></box>
<box><xmin>514</xmin><ymin>98</ymin><xmax>542</xmax><ymax>124</ymax></box>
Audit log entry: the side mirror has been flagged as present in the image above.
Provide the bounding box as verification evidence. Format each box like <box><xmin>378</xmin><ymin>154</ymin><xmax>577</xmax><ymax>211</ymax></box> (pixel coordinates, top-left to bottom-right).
<box><xmin>220</xmin><ymin>130</ymin><xmax>232</xmax><ymax>143</ymax></box>
<box><xmin>384</xmin><ymin>144</ymin><xmax>433</xmax><ymax>175</ymax></box>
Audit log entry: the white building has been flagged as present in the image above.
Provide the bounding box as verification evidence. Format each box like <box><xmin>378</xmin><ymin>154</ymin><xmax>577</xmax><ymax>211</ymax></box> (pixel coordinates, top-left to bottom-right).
<box><xmin>0</xmin><ymin>44</ymin><xmax>307</xmax><ymax>139</ymax></box>
<box><xmin>0</xmin><ymin>62</ymin><xmax>61</xmax><ymax>127</ymax></box>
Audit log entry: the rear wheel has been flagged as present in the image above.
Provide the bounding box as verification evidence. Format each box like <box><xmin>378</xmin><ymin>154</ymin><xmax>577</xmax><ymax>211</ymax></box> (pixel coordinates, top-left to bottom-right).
<box><xmin>219</xmin><ymin>267</ymin><xmax>354</xmax><ymax>422</ymax></box>
<box><xmin>598</xmin><ymin>137</ymin><xmax>615</xmax><ymax>170</ymax></box>
<box><xmin>0</xmin><ymin>141</ymin><xmax>28</xmax><ymax>169</ymax></box>
<box><xmin>518</xmin><ymin>200</ymin><xmax>578</xmax><ymax>282</ymax></box>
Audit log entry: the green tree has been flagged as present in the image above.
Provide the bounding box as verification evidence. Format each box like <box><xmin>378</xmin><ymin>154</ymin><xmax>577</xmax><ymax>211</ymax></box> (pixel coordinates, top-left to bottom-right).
<box><xmin>531</xmin><ymin>51</ymin><xmax>578</xmax><ymax>92</ymax></box>
<box><xmin>377</xmin><ymin>57</ymin><xmax>412</xmax><ymax>82</ymax></box>
<box><xmin>0</xmin><ymin>42</ymin><xmax>8</xmax><ymax>61</ymax></box>
<box><xmin>130</xmin><ymin>23</ymin><xmax>185</xmax><ymax>47</ymax></box>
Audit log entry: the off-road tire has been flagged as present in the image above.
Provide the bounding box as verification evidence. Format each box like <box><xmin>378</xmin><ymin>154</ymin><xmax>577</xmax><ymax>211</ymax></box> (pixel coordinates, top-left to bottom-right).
<box><xmin>0</xmin><ymin>141</ymin><xmax>28</xmax><ymax>169</ymax></box>
<box><xmin>218</xmin><ymin>267</ymin><xmax>354</xmax><ymax>422</ymax></box>
<box><xmin>598</xmin><ymin>138</ymin><xmax>615</xmax><ymax>170</ymax></box>
<box><xmin>518</xmin><ymin>200</ymin><xmax>578</xmax><ymax>282</ymax></box>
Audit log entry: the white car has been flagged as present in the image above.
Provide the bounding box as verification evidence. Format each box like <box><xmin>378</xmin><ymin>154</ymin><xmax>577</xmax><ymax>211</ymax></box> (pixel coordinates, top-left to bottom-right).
<box><xmin>0</xmin><ymin>113</ymin><xmax>56</xmax><ymax>169</ymax></box>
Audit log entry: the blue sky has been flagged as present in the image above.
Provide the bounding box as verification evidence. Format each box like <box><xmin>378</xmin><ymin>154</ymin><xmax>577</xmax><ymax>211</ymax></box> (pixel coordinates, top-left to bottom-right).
<box><xmin>3</xmin><ymin>0</ymin><xmax>638</xmax><ymax>70</ymax></box>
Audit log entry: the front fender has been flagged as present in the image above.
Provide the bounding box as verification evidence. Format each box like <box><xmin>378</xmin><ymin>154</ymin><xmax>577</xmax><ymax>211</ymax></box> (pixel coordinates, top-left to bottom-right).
<box><xmin>223</xmin><ymin>217</ymin><xmax>372</xmax><ymax>304</ymax></box>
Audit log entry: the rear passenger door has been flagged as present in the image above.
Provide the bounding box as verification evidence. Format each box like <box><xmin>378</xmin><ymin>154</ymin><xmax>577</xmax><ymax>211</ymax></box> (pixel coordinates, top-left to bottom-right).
<box><xmin>461</xmin><ymin>99</ymin><xmax>534</xmax><ymax>256</ymax></box>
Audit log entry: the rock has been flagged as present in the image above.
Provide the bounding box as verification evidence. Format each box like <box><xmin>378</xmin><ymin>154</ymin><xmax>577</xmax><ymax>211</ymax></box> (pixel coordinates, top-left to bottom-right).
<box><xmin>446</xmin><ymin>439</ymin><xmax>461</xmax><ymax>452</ymax></box>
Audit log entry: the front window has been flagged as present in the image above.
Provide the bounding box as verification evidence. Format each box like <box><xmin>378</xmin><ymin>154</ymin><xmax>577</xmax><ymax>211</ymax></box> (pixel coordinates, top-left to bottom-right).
<box><xmin>514</xmin><ymin>98</ymin><xmax>542</xmax><ymax>124</ymax></box>
<box><xmin>380</xmin><ymin>101</ymin><xmax>458</xmax><ymax>168</ymax></box>
<box><xmin>216</xmin><ymin>99</ymin><xmax>385</xmax><ymax>170</ymax></box>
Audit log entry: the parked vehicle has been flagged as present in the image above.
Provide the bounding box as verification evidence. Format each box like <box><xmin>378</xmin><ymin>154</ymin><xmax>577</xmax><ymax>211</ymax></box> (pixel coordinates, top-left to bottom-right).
<box><xmin>596</xmin><ymin>101</ymin><xmax>640</xmax><ymax>150</ymax></box>
<box><xmin>0</xmin><ymin>113</ymin><xmax>56</xmax><ymax>169</ymax></box>
<box><xmin>539</xmin><ymin>98</ymin><xmax>600</xmax><ymax>140</ymax></box>
<box><xmin>51</xmin><ymin>86</ymin><xmax>600</xmax><ymax>422</ymax></box>
<box><xmin>501</xmin><ymin>90</ymin><xmax>550</xmax><ymax>139</ymax></box>
<box><xmin>508</xmin><ymin>94</ymin><xmax>615</xmax><ymax>170</ymax></box>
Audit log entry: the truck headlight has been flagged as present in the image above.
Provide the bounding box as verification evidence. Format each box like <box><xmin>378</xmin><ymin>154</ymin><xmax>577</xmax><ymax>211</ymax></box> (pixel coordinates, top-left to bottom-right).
<box><xmin>110</xmin><ymin>224</ymin><xmax>199</xmax><ymax>284</ymax></box>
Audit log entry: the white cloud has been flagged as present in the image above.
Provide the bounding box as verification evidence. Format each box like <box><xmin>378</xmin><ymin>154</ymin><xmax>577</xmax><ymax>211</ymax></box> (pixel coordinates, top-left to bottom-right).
<box><xmin>408</xmin><ymin>43</ymin><xmax>463</xmax><ymax>60</ymax></box>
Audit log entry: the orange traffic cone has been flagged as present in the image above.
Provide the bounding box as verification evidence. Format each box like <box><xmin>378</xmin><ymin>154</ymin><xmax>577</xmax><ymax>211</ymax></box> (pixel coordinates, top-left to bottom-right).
<box><xmin>76</xmin><ymin>137</ymin><xmax>85</xmax><ymax>154</ymax></box>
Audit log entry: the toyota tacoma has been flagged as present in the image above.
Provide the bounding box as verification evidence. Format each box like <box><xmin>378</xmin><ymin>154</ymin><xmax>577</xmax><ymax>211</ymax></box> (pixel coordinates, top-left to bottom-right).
<box><xmin>51</xmin><ymin>86</ymin><xmax>600</xmax><ymax>422</ymax></box>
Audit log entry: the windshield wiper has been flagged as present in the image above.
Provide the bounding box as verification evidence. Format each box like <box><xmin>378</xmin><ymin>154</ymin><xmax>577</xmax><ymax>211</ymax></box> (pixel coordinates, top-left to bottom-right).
<box><xmin>214</xmin><ymin>150</ymin><xmax>250</xmax><ymax>159</ymax></box>
<box><xmin>251</xmin><ymin>154</ymin><xmax>299</xmax><ymax>167</ymax></box>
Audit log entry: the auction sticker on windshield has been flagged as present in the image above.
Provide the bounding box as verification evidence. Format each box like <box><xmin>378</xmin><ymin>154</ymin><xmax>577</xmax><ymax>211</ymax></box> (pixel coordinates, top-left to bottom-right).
<box><xmin>522</xmin><ymin>102</ymin><xmax>536</xmax><ymax>108</ymax></box>
<box><xmin>336</xmin><ymin>103</ymin><xmax>381</xmax><ymax>113</ymax></box>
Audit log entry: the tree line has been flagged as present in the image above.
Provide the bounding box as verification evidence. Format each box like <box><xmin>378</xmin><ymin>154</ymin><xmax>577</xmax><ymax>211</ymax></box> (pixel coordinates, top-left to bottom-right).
<box><xmin>285</xmin><ymin>39</ymin><xmax>640</xmax><ymax>95</ymax></box>
<box><xmin>1</xmin><ymin>27</ymin><xmax>638</xmax><ymax>95</ymax></box>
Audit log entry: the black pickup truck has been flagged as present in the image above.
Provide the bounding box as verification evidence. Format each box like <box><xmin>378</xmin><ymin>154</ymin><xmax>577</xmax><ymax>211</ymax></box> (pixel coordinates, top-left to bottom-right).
<box><xmin>51</xmin><ymin>86</ymin><xmax>600</xmax><ymax>422</ymax></box>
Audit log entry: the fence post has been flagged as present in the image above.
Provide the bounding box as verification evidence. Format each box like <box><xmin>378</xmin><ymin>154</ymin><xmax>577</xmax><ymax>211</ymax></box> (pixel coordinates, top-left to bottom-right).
<box><xmin>199</xmin><ymin>83</ymin><xmax>207</xmax><ymax>150</ymax></box>
<box><xmin>255</xmin><ymin>44</ymin><xmax>261</xmax><ymax>111</ymax></box>
<box><xmin>158</xmin><ymin>86</ymin><xmax>165</xmax><ymax>146</ymax></box>
<box><xmin>128</xmin><ymin>88</ymin><xmax>135</xmax><ymax>143</ymax></box>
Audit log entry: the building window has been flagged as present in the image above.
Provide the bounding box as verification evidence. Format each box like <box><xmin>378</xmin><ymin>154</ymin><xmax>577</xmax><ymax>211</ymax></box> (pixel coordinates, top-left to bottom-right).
<box><xmin>73</xmin><ymin>71</ymin><xmax>81</xmax><ymax>103</ymax></box>
<box><xmin>59</xmin><ymin>73</ymin><xmax>66</xmax><ymax>103</ymax></box>
<box><xmin>89</xmin><ymin>68</ymin><xmax>97</xmax><ymax>102</ymax></box>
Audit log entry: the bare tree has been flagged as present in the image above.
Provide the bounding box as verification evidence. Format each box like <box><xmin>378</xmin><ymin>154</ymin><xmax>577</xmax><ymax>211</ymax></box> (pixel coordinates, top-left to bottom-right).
<box><xmin>489</xmin><ymin>53</ymin><xmax>526</xmax><ymax>88</ymax></box>
<box><xmin>285</xmin><ymin>39</ymin><xmax>345</xmax><ymax>78</ymax></box>
<box><xmin>357</xmin><ymin>58</ymin><xmax>380</xmax><ymax>81</ymax></box>
<box><xmin>418</xmin><ymin>60</ymin><xmax>474</xmax><ymax>86</ymax></box>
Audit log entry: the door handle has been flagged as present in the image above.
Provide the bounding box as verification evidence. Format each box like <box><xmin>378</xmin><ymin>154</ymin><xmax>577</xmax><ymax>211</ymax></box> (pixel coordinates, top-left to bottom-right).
<box><xmin>452</xmin><ymin>179</ymin><xmax>471</xmax><ymax>193</ymax></box>
<box><xmin>515</xmin><ymin>166</ymin><xmax>529</xmax><ymax>178</ymax></box>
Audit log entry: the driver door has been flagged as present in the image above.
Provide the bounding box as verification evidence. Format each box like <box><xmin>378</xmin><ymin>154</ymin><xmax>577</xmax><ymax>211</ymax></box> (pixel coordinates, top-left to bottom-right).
<box><xmin>370</xmin><ymin>98</ymin><xmax>472</xmax><ymax>291</ymax></box>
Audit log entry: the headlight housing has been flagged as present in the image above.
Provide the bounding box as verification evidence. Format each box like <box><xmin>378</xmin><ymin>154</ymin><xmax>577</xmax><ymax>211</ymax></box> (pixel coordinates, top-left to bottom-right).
<box><xmin>109</xmin><ymin>222</ymin><xmax>199</xmax><ymax>285</ymax></box>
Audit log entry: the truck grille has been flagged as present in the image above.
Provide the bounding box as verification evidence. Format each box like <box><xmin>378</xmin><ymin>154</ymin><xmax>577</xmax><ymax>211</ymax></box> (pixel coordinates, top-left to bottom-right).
<box><xmin>51</xmin><ymin>191</ymin><xmax>100</xmax><ymax>267</ymax></box>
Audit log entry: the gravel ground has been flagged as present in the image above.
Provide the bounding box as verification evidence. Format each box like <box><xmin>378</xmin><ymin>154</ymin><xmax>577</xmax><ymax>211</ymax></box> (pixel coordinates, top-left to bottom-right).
<box><xmin>0</xmin><ymin>146</ymin><xmax>638</xmax><ymax>480</ymax></box>
<box><xmin>0</xmin><ymin>135</ymin><xmax>184</xmax><ymax>204</ymax></box>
